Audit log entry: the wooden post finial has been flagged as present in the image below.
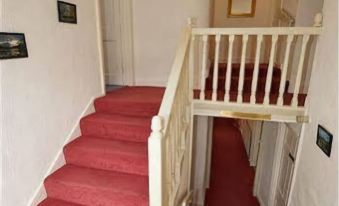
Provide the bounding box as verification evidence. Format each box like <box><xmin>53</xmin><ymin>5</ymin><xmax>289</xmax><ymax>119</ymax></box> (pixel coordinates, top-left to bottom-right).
<box><xmin>314</xmin><ymin>13</ymin><xmax>323</xmax><ymax>27</ymax></box>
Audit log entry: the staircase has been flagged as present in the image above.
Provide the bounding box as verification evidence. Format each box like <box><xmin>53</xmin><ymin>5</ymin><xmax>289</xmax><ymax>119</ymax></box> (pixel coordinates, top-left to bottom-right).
<box><xmin>38</xmin><ymin>87</ymin><xmax>164</xmax><ymax>206</ymax></box>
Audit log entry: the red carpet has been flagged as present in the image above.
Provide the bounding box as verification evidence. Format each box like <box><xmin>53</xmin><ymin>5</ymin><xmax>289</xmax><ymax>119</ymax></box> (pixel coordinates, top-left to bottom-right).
<box><xmin>38</xmin><ymin>87</ymin><xmax>164</xmax><ymax>206</ymax></box>
<box><xmin>205</xmin><ymin>118</ymin><xmax>259</xmax><ymax>206</ymax></box>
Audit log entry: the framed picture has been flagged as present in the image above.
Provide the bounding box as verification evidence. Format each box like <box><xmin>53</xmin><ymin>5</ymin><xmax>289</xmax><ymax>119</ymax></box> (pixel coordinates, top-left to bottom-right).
<box><xmin>228</xmin><ymin>0</ymin><xmax>257</xmax><ymax>18</ymax></box>
<box><xmin>0</xmin><ymin>32</ymin><xmax>28</xmax><ymax>60</ymax></box>
<box><xmin>316</xmin><ymin>125</ymin><xmax>333</xmax><ymax>157</ymax></box>
<box><xmin>57</xmin><ymin>1</ymin><xmax>77</xmax><ymax>24</ymax></box>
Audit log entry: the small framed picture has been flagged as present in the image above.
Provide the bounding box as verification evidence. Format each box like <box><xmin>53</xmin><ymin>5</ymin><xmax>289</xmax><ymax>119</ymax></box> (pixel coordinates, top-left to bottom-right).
<box><xmin>57</xmin><ymin>1</ymin><xmax>77</xmax><ymax>24</ymax></box>
<box><xmin>316</xmin><ymin>125</ymin><xmax>333</xmax><ymax>157</ymax></box>
<box><xmin>0</xmin><ymin>32</ymin><xmax>28</xmax><ymax>60</ymax></box>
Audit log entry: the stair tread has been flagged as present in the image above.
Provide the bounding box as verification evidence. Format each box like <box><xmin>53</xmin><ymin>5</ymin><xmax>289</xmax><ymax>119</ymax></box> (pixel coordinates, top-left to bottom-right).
<box><xmin>45</xmin><ymin>165</ymin><xmax>148</xmax><ymax>205</ymax></box>
<box><xmin>64</xmin><ymin>136</ymin><xmax>148</xmax><ymax>175</ymax></box>
<box><xmin>38</xmin><ymin>198</ymin><xmax>83</xmax><ymax>206</ymax></box>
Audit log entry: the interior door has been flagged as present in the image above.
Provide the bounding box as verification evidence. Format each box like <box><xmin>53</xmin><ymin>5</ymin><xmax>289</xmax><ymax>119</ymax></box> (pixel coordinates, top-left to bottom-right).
<box><xmin>275</xmin><ymin>125</ymin><xmax>300</xmax><ymax>206</ymax></box>
<box><xmin>101</xmin><ymin>0</ymin><xmax>124</xmax><ymax>85</ymax></box>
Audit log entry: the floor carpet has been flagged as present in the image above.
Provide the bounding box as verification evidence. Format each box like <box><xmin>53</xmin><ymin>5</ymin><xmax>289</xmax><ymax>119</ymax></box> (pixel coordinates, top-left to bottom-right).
<box><xmin>38</xmin><ymin>87</ymin><xmax>164</xmax><ymax>206</ymax></box>
<box><xmin>205</xmin><ymin>118</ymin><xmax>260</xmax><ymax>206</ymax></box>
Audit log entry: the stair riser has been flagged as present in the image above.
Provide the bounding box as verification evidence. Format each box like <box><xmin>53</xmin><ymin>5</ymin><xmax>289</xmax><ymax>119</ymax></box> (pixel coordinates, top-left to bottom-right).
<box><xmin>80</xmin><ymin>120</ymin><xmax>151</xmax><ymax>143</ymax></box>
<box><xmin>44</xmin><ymin>181</ymin><xmax>149</xmax><ymax>206</ymax></box>
<box><xmin>64</xmin><ymin>148</ymin><xmax>148</xmax><ymax>176</ymax></box>
<box><xmin>94</xmin><ymin>101</ymin><xmax>160</xmax><ymax>117</ymax></box>
<box><xmin>209</xmin><ymin>67</ymin><xmax>281</xmax><ymax>78</ymax></box>
<box><xmin>205</xmin><ymin>78</ymin><xmax>281</xmax><ymax>92</ymax></box>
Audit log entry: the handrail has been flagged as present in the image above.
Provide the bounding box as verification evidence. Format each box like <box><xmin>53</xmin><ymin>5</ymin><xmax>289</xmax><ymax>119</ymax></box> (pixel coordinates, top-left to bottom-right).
<box><xmin>148</xmin><ymin>24</ymin><xmax>193</xmax><ymax>206</ymax></box>
<box><xmin>158</xmin><ymin>26</ymin><xmax>192</xmax><ymax>132</ymax></box>
<box><xmin>192</xmin><ymin>27</ymin><xmax>322</xmax><ymax>35</ymax></box>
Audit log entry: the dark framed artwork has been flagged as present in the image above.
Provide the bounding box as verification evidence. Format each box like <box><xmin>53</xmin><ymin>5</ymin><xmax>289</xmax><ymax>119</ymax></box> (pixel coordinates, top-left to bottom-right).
<box><xmin>57</xmin><ymin>1</ymin><xmax>77</xmax><ymax>24</ymax></box>
<box><xmin>0</xmin><ymin>32</ymin><xmax>28</xmax><ymax>60</ymax></box>
<box><xmin>316</xmin><ymin>125</ymin><xmax>333</xmax><ymax>157</ymax></box>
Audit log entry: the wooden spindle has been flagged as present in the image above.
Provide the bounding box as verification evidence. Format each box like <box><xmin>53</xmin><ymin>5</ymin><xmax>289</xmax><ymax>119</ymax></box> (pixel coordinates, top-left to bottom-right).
<box><xmin>292</xmin><ymin>35</ymin><xmax>310</xmax><ymax>107</ymax></box>
<box><xmin>277</xmin><ymin>35</ymin><xmax>294</xmax><ymax>106</ymax></box>
<box><xmin>212</xmin><ymin>35</ymin><xmax>221</xmax><ymax>101</ymax></box>
<box><xmin>189</xmin><ymin>35</ymin><xmax>195</xmax><ymax>99</ymax></box>
<box><xmin>200</xmin><ymin>35</ymin><xmax>208</xmax><ymax>100</ymax></box>
<box><xmin>237</xmin><ymin>35</ymin><xmax>249</xmax><ymax>103</ymax></box>
<box><xmin>224</xmin><ymin>35</ymin><xmax>235</xmax><ymax>102</ymax></box>
<box><xmin>250</xmin><ymin>35</ymin><xmax>263</xmax><ymax>104</ymax></box>
<box><xmin>263</xmin><ymin>35</ymin><xmax>278</xmax><ymax>105</ymax></box>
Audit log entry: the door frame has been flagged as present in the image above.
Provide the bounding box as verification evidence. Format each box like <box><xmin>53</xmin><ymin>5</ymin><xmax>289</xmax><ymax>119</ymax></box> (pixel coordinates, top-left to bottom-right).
<box><xmin>96</xmin><ymin>0</ymin><xmax>135</xmax><ymax>94</ymax></box>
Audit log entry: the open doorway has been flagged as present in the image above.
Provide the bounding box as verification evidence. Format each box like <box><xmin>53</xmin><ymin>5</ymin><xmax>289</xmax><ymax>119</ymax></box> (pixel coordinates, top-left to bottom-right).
<box><xmin>99</xmin><ymin>0</ymin><xmax>134</xmax><ymax>92</ymax></box>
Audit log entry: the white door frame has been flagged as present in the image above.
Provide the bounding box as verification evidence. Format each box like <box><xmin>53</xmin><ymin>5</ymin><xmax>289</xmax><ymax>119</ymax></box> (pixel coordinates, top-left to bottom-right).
<box><xmin>96</xmin><ymin>0</ymin><xmax>135</xmax><ymax>93</ymax></box>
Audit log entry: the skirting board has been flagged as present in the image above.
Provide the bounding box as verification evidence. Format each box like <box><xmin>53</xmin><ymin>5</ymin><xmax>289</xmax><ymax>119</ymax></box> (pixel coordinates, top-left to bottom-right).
<box><xmin>27</xmin><ymin>97</ymin><xmax>97</xmax><ymax>206</ymax></box>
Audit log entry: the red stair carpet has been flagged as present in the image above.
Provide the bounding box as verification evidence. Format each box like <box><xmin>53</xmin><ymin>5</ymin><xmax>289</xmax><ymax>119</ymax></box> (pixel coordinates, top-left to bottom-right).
<box><xmin>205</xmin><ymin>118</ymin><xmax>260</xmax><ymax>206</ymax></box>
<box><xmin>38</xmin><ymin>87</ymin><xmax>164</xmax><ymax>206</ymax></box>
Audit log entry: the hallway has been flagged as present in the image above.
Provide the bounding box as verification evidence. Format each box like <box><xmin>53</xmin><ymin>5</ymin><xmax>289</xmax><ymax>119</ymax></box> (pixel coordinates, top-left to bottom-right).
<box><xmin>205</xmin><ymin>118</ymin><xmax>260</xmax><ymax>206</ymax></box>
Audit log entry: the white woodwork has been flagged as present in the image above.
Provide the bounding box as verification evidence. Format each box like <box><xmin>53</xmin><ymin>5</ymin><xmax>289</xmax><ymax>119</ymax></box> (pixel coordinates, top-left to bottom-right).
<box><xmin>263</xmin><ymin>35</ymin><xmax>278</xmax><ymax>105</ymax></box>
<box><xmin>101</xmin><ymin>0</ymin><xmax>124</xmax><ymax>85</ymax></box>
<box><xmin>277</xmin><ymin>35</ymin><xmax>294</xmax><ymax>106</ymax></box>
<box><xmin>148</xmin><ymin>23</ymin><xmax>322</xmax><ymax>206</ymax></box>
<box><xmin>200</xmin><ymin>35</ymin><xmax>208</xmax><ymax>100</ymax></box>
<box><xmin>149</xmin><ymin>25</ymin><xmax>192</xmax><ymax>206</ymax></box>
<box><xmin>224</xmin><ymin>35</ymin><xmax>235</xmax><ymax>102</ymax></box>
<box><xmin>291</xmin><ymin>35</ymin><xmax>310</xmax><ymax>107</ymax></box>
<box><xmin>250</xmin><ymin>35</ymin><xmax>263</xmax><ymax>104</ymax></box>
<box><xmin>237</xmin><ymin>35</ymin><xmax>249</xmax><ymax>103</ymax></box>
<box><xmin>212</xmin><ymin>35</ymin><xmax>221</xmax><ymax>101</ymax></box>
<box><xmin>192</xmin><ymin>27</ymin><xmax>322</xmax><ymax>35</ymax></box>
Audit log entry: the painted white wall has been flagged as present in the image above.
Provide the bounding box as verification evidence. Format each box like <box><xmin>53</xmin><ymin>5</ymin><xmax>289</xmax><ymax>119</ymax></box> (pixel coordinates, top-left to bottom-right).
<box><xmin>288</xmin><ymin>0</ymin><xmax>338</xmax><ymax>205</ymax></box>
<box><xmin>132</xmin><ymin>0</ymin><xmax>210</xmax><ymax>86</ymax></box>
<box><xmin>0</xmin><ymin>0</ymin><xmax>102</xmax><ymax>205</ymax></box>
<box><xmin>212</xmin><ymin>0</ymin><xmax>276</xmax><ymax>28</ymax></box>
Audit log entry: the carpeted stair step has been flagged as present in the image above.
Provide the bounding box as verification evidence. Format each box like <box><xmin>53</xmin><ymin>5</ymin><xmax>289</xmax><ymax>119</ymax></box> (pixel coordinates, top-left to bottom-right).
<box><xmin>64</xmin><ymin>136</ymin><xmax>148</xmax><ymax>176</ymax></box>
<box><xmin>205</xmin><ymin>75</ymin><xmax>281</xmax><ymax>92</ymax></box>
<box><xmin>95</xmin><ymin>87</ymin><xmax>164</xmax><ymax>117</ymax></box>
<box><xmin>44</xmin><ymin>165</ymin><xmax>149</xmax><ymax>206</ymax></box>
<box><xmin>38</xmin><ymin>198</ymin><xmax>82</xmax><ymax>206</ymax></box>
<box><xmin>209</xmin><ymin>63</ymin><xmax>281</xmax><ymax>78</ymax></box>
<box><xmin>80</xmin><ymin>113</ymin><xmax>151</xmax><ymax>143</ymax></box>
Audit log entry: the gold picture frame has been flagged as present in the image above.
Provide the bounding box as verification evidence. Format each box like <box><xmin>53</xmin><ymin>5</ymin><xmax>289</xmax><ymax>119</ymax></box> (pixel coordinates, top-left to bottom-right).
<box><xmin>227</xmin><ymin>0</ymin><xmax>257</xmax><ymax>18</ymax></box>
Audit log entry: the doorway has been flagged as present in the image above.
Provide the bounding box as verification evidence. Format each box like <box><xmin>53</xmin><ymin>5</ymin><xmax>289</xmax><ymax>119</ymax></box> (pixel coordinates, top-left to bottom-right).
<box><xmin>99</xmin><ymin>0</ymin><xmax>134</xmax><ymax>91</ymax></box>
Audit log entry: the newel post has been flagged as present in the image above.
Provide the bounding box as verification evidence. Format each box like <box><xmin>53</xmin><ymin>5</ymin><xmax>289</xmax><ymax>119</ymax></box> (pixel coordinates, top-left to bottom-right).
<box><xmin>148</xmin><ymin>116</ymin><xmax>164</xmax><ymax>206</ymax></box>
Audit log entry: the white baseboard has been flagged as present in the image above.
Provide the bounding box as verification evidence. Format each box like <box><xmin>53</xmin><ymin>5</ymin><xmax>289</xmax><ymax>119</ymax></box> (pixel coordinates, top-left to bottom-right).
<box><xmin>27</xmin><ymin>98</ymin><xmax>96</xmax><ymax>206</ymax></box>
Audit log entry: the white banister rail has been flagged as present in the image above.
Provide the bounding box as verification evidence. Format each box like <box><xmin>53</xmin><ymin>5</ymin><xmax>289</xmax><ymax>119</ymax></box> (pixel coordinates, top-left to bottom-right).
<box><xmin>149</xmin><ymin>23</ymin><xmax>193</xmax><ymax>206</ymax></box>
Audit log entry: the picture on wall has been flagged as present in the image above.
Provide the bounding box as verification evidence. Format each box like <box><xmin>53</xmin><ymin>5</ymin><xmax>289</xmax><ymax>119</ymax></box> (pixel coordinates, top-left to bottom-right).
<box><xmin>316</xmin><ymin>125</ymin><xmax>333</xmax><ymax>157</ymax></box>
<box><xmin>0</xmin><ymin>33</ymin><xmax>28</xmax><ymax>60</ymax></box>
<box><xmin>58</xmin><ymin>1</ymin><xmax>77</xmax><ymax>24</ymax></box>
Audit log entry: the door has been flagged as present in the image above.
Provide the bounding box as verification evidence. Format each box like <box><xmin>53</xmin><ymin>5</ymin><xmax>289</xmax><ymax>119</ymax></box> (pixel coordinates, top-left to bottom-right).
<box><xmin>101</xmin><ymin>0</ymin><xmax>124</xmax><ymax>85</ymax></box>
<box><xmin>275</xmin><ymin>124</ymin><xmax>300</xmax><ymax>206</ymax></box>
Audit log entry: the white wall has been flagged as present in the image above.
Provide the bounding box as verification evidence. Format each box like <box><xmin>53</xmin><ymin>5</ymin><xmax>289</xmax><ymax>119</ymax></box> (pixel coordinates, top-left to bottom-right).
<box><xmin>0</xmin><ymin>0</ymin><xmax>102</xmax><ymax>205</ymax></box>
<box><xmin>212</xmin><ymin>0</ymin><xmax>275</xmax><ymax>27</ymax></box>
<box><xmin>132</xmin><ymin>0</ymin><xmax>210</xmax><ymax>86</ymax></box>
<box><xmin>289</xmin><ymin>0</ymin><xmax>338</xmax><ymax>205</ymax></box>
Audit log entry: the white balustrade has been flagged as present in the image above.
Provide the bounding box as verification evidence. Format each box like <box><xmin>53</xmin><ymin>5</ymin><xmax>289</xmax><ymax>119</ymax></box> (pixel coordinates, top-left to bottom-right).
<box><xmin>149</xmin><ymin>17</ymin><xmax>322</xmax><ymax>206</ymax></box>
